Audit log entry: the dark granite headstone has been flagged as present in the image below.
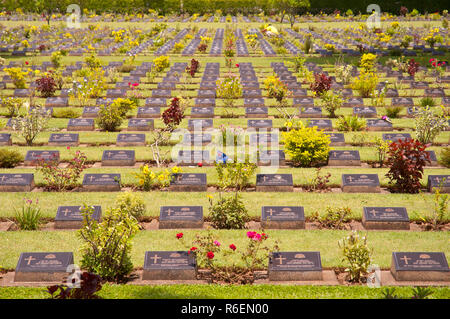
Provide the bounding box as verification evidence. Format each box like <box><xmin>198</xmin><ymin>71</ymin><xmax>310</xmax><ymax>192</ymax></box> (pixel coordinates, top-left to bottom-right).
<box><xmin>187</xmin><ymin>119</ymin><xmax>213</xmax><ymax>131</ymax></box>
<box><xmin>82</xmin><ymin>174</ymin><xmax>121</xmax><ymax>191</ymax></box>
<box><xmin>299</xmin><ymin>107</ymin><xmax>322</xmax><ymax>118</ymax></box>
<box><xmin>45</xmin><ymin>97</ymin><xmax>68</xmax><ymax>107</ymax></box>
<box><xmin>341</xmin><ymin>174</ymin><xmax>380</xmax><ymax>193</ymax></box>
<box><xmin>82</xmin><ymin>107</ymin><xmax>99</xmax><ymax>118</ymax></box>
<box><xmin>325</xmin><ymin>133</ymin><xmax>345</xmax><ymax>146</ymax></box>
<box><xmin>48</xmin><ymin>133</ymin><xmax>79</xmax><ymax>146</ymax></box>
<box><xmin>328</xmin><ymin>150</ymin><xmax>360</xmax><ymax>166</ymax></box>
<box><xmin>258</xmin><ymin>150</ymin><xmax>285</xmax><ymax>166</ymax></box>
<box><xmin>245</xmin><ymin>107</ymin><xmax>268</xmax><ymax>118</ymax></box>
<box><xmin>269</xmin><ymin>252</ymin><xmax>323</xmax><ymax>281</ymax></box>
<box><xmin>142</xmin><ymin>251</ymin><xmax>197</xmax><ymax>280</ymax></box>
<box><xmin>427</xmin><ymin>175</ymin><xmax>450</xmax><ymax>193</ymax></box>
<box><xmin>0</xmin><ymin>174</ymin><xmax>34</xmax><ymax>192</ymax></box>
<box><xmin>116</xmin><ymin>133</ymin><xmax>146</xmax><ymax>146</ymax></box>
<box><xmin>382</xmin><ymin>133</ymin><xmax>411</xmax><ymax>143</ymax></box>
<box><xmin>177</xmin><ymin>150</ymin><xmax>210</xmax><ymax>166</ymax></box>
<box><xmin>247</xmin><ymin>119</ymin><xmax>272</xmax><ymax>130</ymax></box>
<box><xmin>190</xmin><ymin>107</ymin><xmax>214</xmax><ymax>118</ymax></box>
<box><xmin>353</xmin><ymin>106</ymin><xmax>377</xmax><ymax>118</ymax></box>
<box><xmin>392</xmin><ymin>97</ymin><xmax>413</xmax><ymax>107</ymax></box>
<box><xmin>55</xmin><ymin>205</ymin><xmax>102</xmax><ymax>229</ymax></box>
<box><xmin>128</xmin><ymin>119</ymin><xmax>154</xmax><ymax>131</ymax></box>
<box><xmin>102</xmin><ymin>150</ymin><xmax>135</xmax><ymax>166</ymax></box>
<box><xmin>67</xmin><ymin>118</ymin><xmax>95</xmax><ymax>131</ymax></box>
<box><xmin>261</xmin><ymin>206</ymin><xmax>305</xmax><ymax>229</ymax></box>
<box><xmin>256</xmin><ymin>174</ymin><xmax>293</xmax><ymax>192</ymax></box>
<box><xmin>308</xmin><ymin>119</ymin><xmax>332</xmax><ymax>131</ymax></box>
<box><xmin>362</xmin><ymin>207</ymin><xmax>409</xmax><ymax>230</ymax></box>
<box><xmin>137</xmin><ymin>107</ymin><xmax>160</xmax><ymax>119</ymax></box>
<box><xmin>391</xmin><ymin>252</ymin><xmax>449</xmax><ymax>281</ymax></box>
<box><xmin>183</xmin><ymin>133</ymin><xmax>212</xmax><ymax>146</ymax></box>
<box><xmin>159</xmin><ymin>206</ymin><xmax>203</xmax><ymax>229</ymax></box>
<box><xmin>366</xmin><ymin>119</ymin><xmax>393</xmax><ymax>131</ymax></box>
<box><xmin>293</xmin><ymin>97</ymin><xmax>314</xmax><ymax>107</ymax></box>
<box><xmin>14</xmin><ymin>252</ymin><xmax>74</xmax><ymax>282</ymax></box>
<box><xmin>170</xmin><ymin>173</ymin><xmax>207</xmax><ymax>191</ymax></box>
<box><xmin>24</xmin><ymin>150</ymin><xmax>59</xmax><ymax>165</ymax></box>
<box><xmin>0</xmin><ymin>133</ymin><xmax>12</xmax><ymax>146</ymax></box>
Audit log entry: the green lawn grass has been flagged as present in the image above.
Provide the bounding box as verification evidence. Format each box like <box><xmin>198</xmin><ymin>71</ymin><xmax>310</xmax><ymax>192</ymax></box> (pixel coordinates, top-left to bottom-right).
<box><xmin>0</xmin><ymin>284</ymin><xmax>449</xmax><ymax>299</ymax></box>
<box><xmin>0</xmin><ymin>229</ymin><xmax>448</xmax><ymax>270</ymax></box>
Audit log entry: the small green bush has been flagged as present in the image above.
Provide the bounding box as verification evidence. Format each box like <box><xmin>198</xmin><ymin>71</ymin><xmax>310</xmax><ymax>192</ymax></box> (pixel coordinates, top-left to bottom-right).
<box><xmin>78</xmin><ymin>204</ymin><xmax>139</xmax><ymax>282</ymax></box>
<box><xmin>384</xmin><ymin>106</ymin><xmax>402</xmax><ymax>118</ymax></box>
<box><xmin>14</xmin><ymin>199</ymin><xmax>43</xmax><ymax>230</ymax></box>
<box><xmin>96</xmin><ymin>104</ymin><xmax>123</xmax><ymax>132</ymax></box>
<box><xmin>0</xmin><ymin>149</ymin><xmax>23</xmax><ymax>168</ymax></box>
<box><xmin>114</xmin><ymin>192</ymin><xmax>146</xmax><ymax>220</ymax></box>
<box><xmin>53</xmin><ymin>108</ymin><xmax>81</xmax><ymax>118</ymax></box>
<box><xmin>338</xmin><ymin>231</ymin><xmax>372</xmax><ymax>283</ymax></box>
<box><xmin>336</xmin><ymin>115</ymin><xmax>366</xmax><ymax>132</ymax></box>
<box><xmin>282</xmin><ymin>122</ymin><xmax>330</xmax><ymax>167</ymax></box>
<box><xmin>2</xmin><ymin>97</ymin><xmax>23</xmax><ymax>118</ymax></box>
<box><xmin>311</xmin><ymin>206</ymin><xmax>352</xmax><ymax>229</ymax></box>
<box><xmin>420</xmin><ymin>97</ymin><xmax>436</xmax><ymax>107</ymax></box>
<box><xmin>208</xmin><ymin>193</ymin><xmax>249</xmax><ymax>229</ymax></box>
<box><xmin>440</xmin><ymin>147</ymin><xmax>450</xmax><ymax>168</ymax></box>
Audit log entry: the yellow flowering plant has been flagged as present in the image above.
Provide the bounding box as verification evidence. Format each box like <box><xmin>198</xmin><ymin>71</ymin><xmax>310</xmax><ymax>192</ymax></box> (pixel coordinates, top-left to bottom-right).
<box><xmin>135</xmin><ymin>165</ymin><xmax>181</xmax><ymax>190</ymax></box>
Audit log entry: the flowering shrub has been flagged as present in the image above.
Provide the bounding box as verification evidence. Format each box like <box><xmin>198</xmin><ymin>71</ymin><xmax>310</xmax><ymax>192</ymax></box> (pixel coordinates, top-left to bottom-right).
<box><xmin>35</xmin><ymin>75</ymin><xmax>57</xmax><ymax>97</ymax></box>
<box><xmin>310</xmin><ymin>73</ymin><xmax>331</xmax><ymax>96</ymax></box>
<box><xmin>413</xmin><ymin>105</ymin><xmax>448</xmax><ymax>144</ymax></box>
<box><xmin>338</xmin><ymin>231</ymin><xmax>372</xmax><ymax>283</ymax></box>
<box><xmin>423</xmin><ymin>29</ymin><xmax>443</xmax><ymax>48</ymax></box>
<box><xmin>263</xmin><ymin>75</ymin><xmax>291</xmax><ymax>107</ymax></box>
<box><xmin>114</xmin><ymin>192</ymin><xmax>146</xmax><ymax>220</ymax></box>
<box><xmin>335</xmin><ymin>64</ymin><xmax>353</xmax><ymax>84</ymax></box>
<box><xmin>219</xmin><ymin>124</ymin><xmax>244</xmax><ymax>146</ymax></box>
<box><xmin>208</xmin><ymin>193</ymin><xmax>249</xmax><ymax>229</ymax></box>
<box><xmin>11</xmin><ymin>104</ymin><xmax>50</xmax><ymax>145</ymax></box>
<box><xmin>197</xmin><ymin>43</ymin><xmax>207</xmax><ymax>52</ymax></box>
<box><xmin>429</xmin><ymin>58</ymin><xmax>447</xmax><ymax>79</ymax></box>
<box><xmin>152</xmin><ymin>55</ymin><xmax>170</xmax><ymax>72</ymax></box>
<box><xmin>352</xmin><ymin>72</ymin><xmax>378</xmax><ymax>98</ymax></box>
<box><xmin>177</xmin><ymin>230</ymin><xmax>278</xmax><ymax>284</ymax></box>
<box><xmin>50</xmin><ymin>51</ymin><xmax>64</xmax><ymax>69</ymax></box>
<box><xmin>96</xmin><ymin>103</ymin><xmax>123</xmax><ymax>132</ymax></box>
<box><xmin>127</xmin><ymin>83</ymin><xmax>142</xmax><ymax>106</ymax></box>
<box><xmin>135</xmin><ymin>165</ymin><xmax>181</xmax><ymax>190</ymax></box>
<box><xmin>4</xmin><ymin>67</ymin><xmax>27</xmax><ymax>89</ymax></box>
<box><xmin>173</xmin><ymin>42</ymin><xmax>185</xmax><ymax>53</ymax></box>
<box><xmin>14</xmin><ymin>198</ymin><xmax>43</xmax><ymax>230</ymax></box>
<box><xmin>386</xmin><ymin>139</ymin><xmax>430</xmax><ymax>193</ymax></box>
<box><xmin>37</xmin><ymin>149</ymin><xmax>87</xmax><ymax>191</ymax></box>
<box><xmin>282</xmin><ymin>121</ymin><xmax>331</xmax><ymax>167</ymax></box>
<box><xmin>216</xmin><ymin>75</ymin><xmax>242</xmax><ymax>108</ymax></box>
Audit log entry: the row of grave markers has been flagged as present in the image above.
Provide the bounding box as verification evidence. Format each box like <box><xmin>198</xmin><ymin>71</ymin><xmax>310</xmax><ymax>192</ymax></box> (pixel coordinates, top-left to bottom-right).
<box><xmin>0</xmin><ymin>173</ymin><xmax>448</xmax><ymax>193</ymax></box>
<box><xmin>43</xmin><ymin>205</ymin><xmax>422</xmax><ymax>231</ymax></box>
<box><xmin>11</xmin><ymin>251</ymin><xmax>449</xmax><ymax>283</ymax></box>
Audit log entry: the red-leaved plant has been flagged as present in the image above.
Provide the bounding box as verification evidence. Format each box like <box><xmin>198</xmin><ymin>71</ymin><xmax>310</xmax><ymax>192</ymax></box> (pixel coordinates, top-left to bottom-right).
<box><xmin>35</xmin><ymin>75</ymin><xmax>57</xmax><ymax>97</ymax></box>
<box><xmin>310</xmin><ymin>73</ymin><xmax>332</xmax><ymax>96</ymax></box>
<box><xmin>407</xmin><ymin>59</ymin><xmax>420</xmax><ymax>77</ymax></box>
<box><xmin>186</xmin><ymin>59</ymin><xmax>199</xmax><ymax>78</ymax></box>
<box><xmin>37</xmin><ymin>149</ymin><xmax>88</xmax><ymax>191</ymax></box>
<box><xmin>47</xmin><ymin>272</ymin><xmax>102</xmax><ymax>299</ymax></box>
<box><xmin>161</xmin><ymin>97</ymin><xmax>184</xmax><ymax>131</ymax></box>
<box><xmin>385</xmin><ymin>139</ymin><xmax>430</xmax><ymax>193</ymax></box>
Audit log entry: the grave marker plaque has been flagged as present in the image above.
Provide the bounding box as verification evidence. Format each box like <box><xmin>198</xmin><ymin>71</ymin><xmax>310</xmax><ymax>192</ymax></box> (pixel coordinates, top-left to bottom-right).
<box><xmin>24</xmin><ymin>150</ymin><xmax>59</xmax><ymax>166</ymax></box>
<box><xmin>190</xmin><ymin>107</ymin><xmax>214</xmax><ymax>118</ymax></box>
<box><xmin>128</xmin><ymin>119</ymin><xmax>154</xmax><ymax>131</ymax></box>
<box><xmin>247</xmin><ymin>119</ymin><xmax>272</xmax><ymax>130</ymax></box>
<box><xmin>188</xmin><ymin>119</ymin><xmax>213</xmax><ymax>131</ymax></box>
<box><xmin>183</xmin><ymin>133</ymin><xmax>212</xmax><ymax>146</ymax></box>
<box><xmin>0</xmin><ymin>174</ymin><xmax>34</xmax><ymax>192</ymax></box>
<box><xmin>137</xmin><ymin>107</ymin><xmax>160</xmax><ymax>119</ymax></box>
<box><xmin>48</xmin><ymin>133</ymin><xmax>79</xmax><ymax>146</ymax></box>
<box><xmin>170</xmin><ymin>173</ymin><xmax>207</xmax><ymax>192</ymax></box>
<box><xmin>0</xmin><ymin>133</ymin><xmax>12</xmax><ymax>146</ymax></box>
<box><xmin>82</xmin><ymin>107</ymin><xmax>99</xmax><ymax>118</ymax></box>
<box><xmin>14</xmin><ymin>252</ymin><xmax>74</xmax><ymax>282</ymax></box>
<box><xmin>159</xmin><ymin>206</ymin><xmax>203</xmax><ymax>229</ymax></box>
<box><xmin>353</xmin><ymin>106</ymin><xmax>377</xmax><ymax>118</ymax></box>
<box><xmin>102</xmin><ymin>150</ymin><xmax>135</xmax><ymax>166</ymax></box>
<box><xmin>299</xmin><ymin>107</ymin><xmax>322</xmax><ymax>118</ymax></box>
<box><xmin>366</xmin><ymin>119</ymin><xmax>393</xmax><ymax>131</ymax></box>
<box><xmin>258</xmin><ymin>150</ymin><xmax>286</xmax><ymax>166</ymax></box>
<box><xmin>341</xmin><ymin>174</ymin><xmax>380</xmax><ymax>193</ymax></box>
<box><xmin>177</xmin><ymin>150</ymin><xmax>210</xmax><ymax>166</ymax></box>
<box><xmin>82</xmin><ymin>174</ymin><xmax>121</xmax><ymax>192</ymax></box>
<box><xmin>245</xmin><ymin>107</ymin><xmax>268</xmax><ymax>118</ymax></box>
<box><xmin>116</xmin><ymin>133</ymin><xmax>146</xmax><ymax>146</ymax></box>
<box><xmin>67</xmin><ymin>118</ymin><xmax>94</xmax><ymax>131</ymax></box>
<box><xmin>55</xmin><ymin>205</ymin><xmax>102</xmax><ymax>229</ymax></box>
<box><xmin>45</xmin><ymin>97</ymin><xmax>68</xmax><ymax>107</ymax></box>
<box><xmin>261</xmin><ymin>206</ymin><xmax>305</xmax><ymax>229</ymax></box>
<box><xmin>308</xmin><ymin>119</ymin><xmax>332</xmax><ymax>131</ymax></box>
<box><xmin>256</xmin><ymin>174</ymin><xmax>293</xmax><ymax>192</ymax></box>
<box><xmin>382</xmin><ymin>133</ymin><xmax>411</xmax><ymax>143</ymax></box>
<box><xmin>269</xmin><ymin>252</ymin><xmax>323</xmax><ymax>281</ymax></box>
<box><xmin>427</xmin><ymin>175</ymin><xmax>450</xmax><ymax>193</ymax></box>
<box><xmin>328</xmin><ymin>150</ymin><xmax>361</xmax><ymax>166</ymax></box>
<box><xmin>142</xmin><ymin>251</ymin><xmax>197</xmax><ymax>280</ymax></box>
<box><xmin>391</xmin><ymin>252</ymin><xmax>449</xmax><ymax>281</ymax></box>
<box><xmin>325</xmin><ymin>133</ymin><xmax>345</xmax><ymax>146</ymax></box>
<box><xmin>362</xmin><ymin>207</ymin><xmax>410</xmax><ymax>230</ymax></box>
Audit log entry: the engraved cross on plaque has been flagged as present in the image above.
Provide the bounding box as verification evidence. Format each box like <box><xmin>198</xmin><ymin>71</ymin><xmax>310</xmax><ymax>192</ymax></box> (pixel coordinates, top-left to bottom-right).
<box><xmin>62</xmin><ymin>208</ymin><xmax>71</xmax><ymax>216</ymax></box>
<box><xmin>0</xmin><ymin>176</ymin><xmax>7</xmax><ymax>182</ymax></box>
<box><xmin>266</xmin><ymin>208</ymin><xmax>275</xmax><ymax>217</ymax></box>
<box><xmin>25</xmin><ymin>256</ymin><xmax>36</xmax><ymax>265</ymax></box>
<box><xmin>401</xmin><ymin>256</ymin><xmax>411</xmax><ymax>265</ymax></box>
<box><xmin>166</xmin><ymin>208</ymin><xmax>173</xmax><ymax>216</ymax></box>
<box><xmin>150</xmin><ymin>254</ymin><xmax>161</xmax><ymax>264</ymax></box>
<box><xmin>276</xmin><ymin>255</ymin><xmax>286</xmax><ymax>265</ymax></box>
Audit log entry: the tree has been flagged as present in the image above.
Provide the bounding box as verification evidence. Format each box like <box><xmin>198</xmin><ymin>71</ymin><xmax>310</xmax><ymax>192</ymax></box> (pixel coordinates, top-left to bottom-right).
<box><xmin>270</xmin><ymin>0</ymin><xmax>310</xmax><ymax>27</ymax></box>
<box><xmin>35</xmin><ymin>0</ymin><xmax>68</xmax><ymax>25</ymax></box>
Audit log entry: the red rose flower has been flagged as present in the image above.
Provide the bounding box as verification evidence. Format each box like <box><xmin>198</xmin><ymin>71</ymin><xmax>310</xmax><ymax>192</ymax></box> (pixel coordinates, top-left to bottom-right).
<box><xmin>198</xmin><ymin>162</ymin><xmax>203</xmax><ymax>167</ymax></box>
<box><xmin>236</xmin><ymin>63</ymin><xmax>239</xmax><ymax>68</ymax></box>
<box><xmin>229</xmin><ymin>244</ymin><xmax>236</xmax><ymax>251</ymax></box>
<box><xmin>188</xmin><ymin>247</ymin><xmax>197</xmax><ymax>254</ymax></box>
<box><xmin>176</xmin><ymin>232</ymin><xmax>183</xmax><ymax>239</ymax></box>
<box><xmin>206</xmin><ymin>251</ymin><xmax>214</xmax><ymax>259</ymax></box>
